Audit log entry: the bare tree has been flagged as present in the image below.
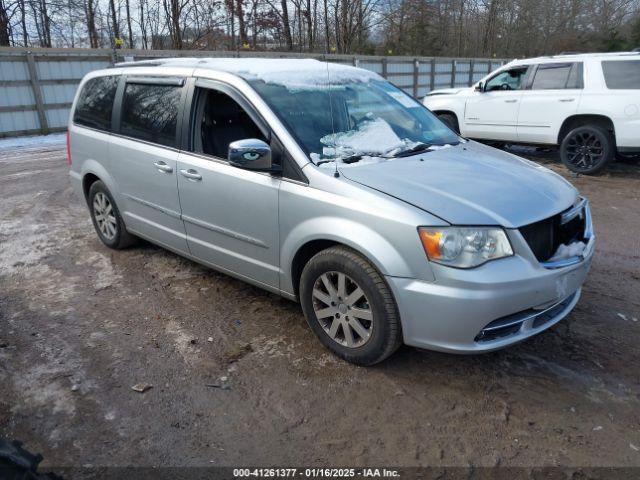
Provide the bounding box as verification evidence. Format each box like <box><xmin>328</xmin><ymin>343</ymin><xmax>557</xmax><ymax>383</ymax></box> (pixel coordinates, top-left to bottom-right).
<box><xmin>0</xmin><ymin>0</ymin><xmax>11</xmax><ymax>45</ymax></box>
<box><xmin>124</xmin><ymin>0</ymin><xmax>133</xmax><ymax>46</ymax></box>
<box><xmin>108</xmin><ymin>0</ymin><xmax>120</xmax><ymax>42</ymax></box>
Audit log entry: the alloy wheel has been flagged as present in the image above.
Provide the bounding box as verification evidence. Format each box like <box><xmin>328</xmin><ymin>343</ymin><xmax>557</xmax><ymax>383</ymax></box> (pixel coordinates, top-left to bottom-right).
<box><xmin>311</xmin><ymin>271</ymin><xmax>374</xmax><ymax>348</ymax></box>
<box><xmin>564</xmin><ymin>131</ymin><xmax>604</xmax><ymax>171</ymax></box>
<box><xmin>93</xmin><ymin>192</ymin><xmax>117</xmax><ymax>240</ymax></box>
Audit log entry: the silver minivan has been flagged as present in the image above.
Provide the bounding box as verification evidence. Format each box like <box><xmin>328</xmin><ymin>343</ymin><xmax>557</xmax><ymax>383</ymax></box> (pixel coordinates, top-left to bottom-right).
<box><xmin>68</xmin><ymin>58</ymin><xmax>595</xmax><ymax>365</ymax></box>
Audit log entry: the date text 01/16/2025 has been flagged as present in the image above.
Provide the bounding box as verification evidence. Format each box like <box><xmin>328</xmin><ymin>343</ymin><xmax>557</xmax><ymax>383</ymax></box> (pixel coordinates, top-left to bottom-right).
<box><xmin>233</xmin><ymin>468</ymin><xmax>400</xmax><ymax>478</ymax></box>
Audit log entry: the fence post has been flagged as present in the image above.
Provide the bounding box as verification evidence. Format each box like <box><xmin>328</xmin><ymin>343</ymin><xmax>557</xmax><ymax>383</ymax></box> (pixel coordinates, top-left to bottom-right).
<box><xmin>381</xmin><ymin>58</ymin><xmax>388</xmax><ymax>78</ymax></box>
<box><xmin>450</xmin><ymin>59</ymin><xmax>456</xmax><ymax>88</ymax></box>
<box><xmin>413</xmin><ymin>59</ymin><xmax>419</xmax><ymax>98</ymax></box>
<box><xmin>468</xmin><ymin>60</ymin><xmax>475</xmax><ymax>86</ymax></box>
<box><xmin>25</xmin><ymin>53</ymin><xmax>49</xmax><ymax>135</ymax></box>
<box><xmin>429</xmin><ymin>58</ymin><xmax>435</xmax><ymax>92</ymax></box>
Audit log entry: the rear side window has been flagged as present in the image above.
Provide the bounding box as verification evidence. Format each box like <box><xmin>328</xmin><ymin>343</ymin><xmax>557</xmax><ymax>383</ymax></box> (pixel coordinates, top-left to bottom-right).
<box><xmin>120</xmin><ymin>83</ymin><xmax>182</xmax><ymax>148</ymax></box>
<box><xmin>602</xmin><ymin>60</ymin><xmax>640</xmax><ymax>89</ymax></box>
<box><xmin>531</xmin><ymin>63</ymin><xmax>582</xmax><ymax>90</ymax></box>
<box><xmin>73</xmin><ymin>76</ymin><xmax>119</xmax><ymax>131</ymax></box>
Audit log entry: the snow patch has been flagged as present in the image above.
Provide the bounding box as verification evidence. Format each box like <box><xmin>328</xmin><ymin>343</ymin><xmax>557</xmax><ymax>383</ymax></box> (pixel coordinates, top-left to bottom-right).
<box><xmin>313</xmin><ymin>117</ymin><xmax>453</xmax><ymax>168</ymax></box>
<box><xmin>0</xmin><ymin>133</ymin><xmax>66</xmax><ymax>150</ymax></box>
<box><xmin>157</xmin><ymin>57</ymin><xmax>379</xmax><ymax>90</ymax></box>
<box><xmin>548</xmin><ymin>241</ymin><xmax>586</xmax><ymax>262</ymax></box>
<box><xmin>320</xmin><ymin>118</ymin><xmax>412</xmax><ymax>158</ymax></box>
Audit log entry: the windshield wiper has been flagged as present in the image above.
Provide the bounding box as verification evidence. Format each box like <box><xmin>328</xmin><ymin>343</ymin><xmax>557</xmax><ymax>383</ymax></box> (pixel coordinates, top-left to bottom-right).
<box><xmin>391</xmin><ymin>143</ymin><xmax>433</xmax><ymax>158</ymax></box>
<box><xmin>342</xmin><ymin>154</ymin><xmax>363</xmax><ymax>164</ymax></box>
<box><xmin>316</xmin><ymin>154</ymin><xmax>363</xmax><ymax>166</ymax></box>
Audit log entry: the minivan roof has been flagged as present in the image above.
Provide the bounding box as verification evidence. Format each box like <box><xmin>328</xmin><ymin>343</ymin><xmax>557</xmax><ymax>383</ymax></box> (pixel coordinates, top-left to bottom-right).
<box><xmin>113</xmin><ymin>57</ymin><xmax>379</xmax><ymax>85</ymax></box>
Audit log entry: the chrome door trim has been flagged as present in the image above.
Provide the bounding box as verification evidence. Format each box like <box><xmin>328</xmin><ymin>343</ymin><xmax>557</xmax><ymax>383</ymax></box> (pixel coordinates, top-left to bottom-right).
<box><xmin>122</xmin><ymin>193</ymin><xmax>181</xmax><ymax>219</ymax></box>
<box><xmin>181</xmin><ymin>214</ymin><xmax>269</xmax><ymax>248</ymax></box>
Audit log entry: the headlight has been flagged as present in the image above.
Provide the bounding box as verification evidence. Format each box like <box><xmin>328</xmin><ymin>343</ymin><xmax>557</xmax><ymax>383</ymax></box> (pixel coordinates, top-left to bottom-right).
<box><xmin>418</xmin><ymin>226</ymin><xmax>513</xmax><ymax>268</ymax></box>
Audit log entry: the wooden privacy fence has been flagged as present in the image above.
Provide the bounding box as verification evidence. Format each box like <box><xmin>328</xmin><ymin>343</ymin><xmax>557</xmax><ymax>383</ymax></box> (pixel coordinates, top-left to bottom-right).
<box><xmin>0</xmin><ymin>46</ymin><xmax>508</xmax><ymax>138</ymax></box>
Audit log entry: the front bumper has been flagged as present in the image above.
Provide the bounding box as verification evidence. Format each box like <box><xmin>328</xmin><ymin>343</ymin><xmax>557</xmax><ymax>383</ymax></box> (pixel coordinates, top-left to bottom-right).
<box><xmin>388</xmin><ymin>202</ymin><xmax>595</xmax><ymax>354</ymax></box>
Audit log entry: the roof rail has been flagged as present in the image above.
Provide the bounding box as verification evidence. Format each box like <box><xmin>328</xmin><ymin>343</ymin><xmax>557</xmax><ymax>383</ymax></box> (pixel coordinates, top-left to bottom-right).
<box><xmin>113</xmin><ymin>59</ymin><xmax>166</xmax><ymax>68</ymax></box>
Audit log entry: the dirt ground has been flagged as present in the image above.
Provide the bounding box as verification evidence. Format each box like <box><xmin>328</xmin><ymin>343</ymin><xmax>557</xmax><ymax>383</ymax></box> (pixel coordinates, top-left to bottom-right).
<box><xmin>1</xmin><ymin>139</ymin><xmax>639</xmax><ymax>472</ymax></box>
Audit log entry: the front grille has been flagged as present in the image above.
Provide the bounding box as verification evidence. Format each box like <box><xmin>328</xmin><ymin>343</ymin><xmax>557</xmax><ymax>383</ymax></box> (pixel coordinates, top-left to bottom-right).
<box><xmin>519</xmin><ymin>203</ymin><xmax>587</xmax><ymax>262</ymax></box>
<box><xmin>475</xmin><ymin>291</ymin><xmax>578</xmax><ymax>343</ymax></box>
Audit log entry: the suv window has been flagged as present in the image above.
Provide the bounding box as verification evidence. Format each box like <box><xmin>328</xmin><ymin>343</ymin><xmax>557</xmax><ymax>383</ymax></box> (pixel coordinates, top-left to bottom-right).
<box><xmin>485</xmin><ymin>67</ymin><xmax>528</xmax><ymax>91</ymax></box>
<box><xmin>73</xmin><ymin>76</ymin><xmax>119</xmax><ymax>131</ymax></box>
<box><xmin>191</xmin><ymin>87</ymin><xmax>267</xmax><ymax>159</ymax></box>
<box><xmin>531</xmin><ymin>63</ymin><xmax>582</xmax><ymax>89</ymax></box>
<box><xmin>602</xmin><ymin>60</ymin><xmax>640</xmax><ymax>89</ymax></box>
<box><xmin>121</xmin><ymin>83</ymin><xmax>183</xmax><ymax>148</ymax></box>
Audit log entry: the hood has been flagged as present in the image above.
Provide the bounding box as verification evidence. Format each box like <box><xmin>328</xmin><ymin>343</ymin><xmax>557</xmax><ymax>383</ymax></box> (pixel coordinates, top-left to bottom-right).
<box><xmin>426</xmin><ymin>87</ymin><xmax>467</xmax><ymax>96</ymax></box>
<box><xmin>340</xmin><ymin>142</ymin><xmax>578</xmax><ymax>228</ymax></box>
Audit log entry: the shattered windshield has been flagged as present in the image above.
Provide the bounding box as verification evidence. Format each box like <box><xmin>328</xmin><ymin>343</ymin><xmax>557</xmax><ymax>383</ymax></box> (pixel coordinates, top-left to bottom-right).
<box><xmin>249</xmin><ymin>76</ymin><xmax>460</xmax><ymax>167</ymax></box>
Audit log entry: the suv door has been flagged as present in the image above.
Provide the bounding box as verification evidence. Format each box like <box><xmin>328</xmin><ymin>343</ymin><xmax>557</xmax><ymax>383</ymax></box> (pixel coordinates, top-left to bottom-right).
<box><xmin>109</xmin><ymin>76</ymin><xmax>189</xmax><ymax>253</ymax></box>
<box><xmin>464</xmin><ymin>66</ymin><xmax>529</xmax><ymax>142</ymax></box>
<box><xmin>176</xmin><ymin>79</ymin><xmax>280</xmax><ymax>289</ymax></box>
<box><xmin>517</xmin><ymin>62</ymin><xmax>583</xmax><ymax>144</ymax></box>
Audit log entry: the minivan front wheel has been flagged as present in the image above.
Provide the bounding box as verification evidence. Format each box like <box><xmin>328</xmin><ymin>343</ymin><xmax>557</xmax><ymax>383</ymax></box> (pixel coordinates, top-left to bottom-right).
<box><xmin>560</xmin><ymin>125</ymin><xmax>614</xmax><ymax>175</ymax></box>
<box><xmin>88</xmin><ymin>180</ymin><xmax>136</xmax><ymax>249</ymax></box>
<box><xmin>299</xmin><ymin>246</ymin><xmax>402</xmax><ymax>365</ymax></box>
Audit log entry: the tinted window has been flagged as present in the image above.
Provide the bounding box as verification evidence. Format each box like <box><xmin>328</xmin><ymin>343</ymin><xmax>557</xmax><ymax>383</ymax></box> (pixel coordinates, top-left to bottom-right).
<box><xmin>531</xmin><ymin>64</ymin><xmax>573</xmax><ymax>89</ymax></box>
<box><xmin>565</xmin><ymin>63</ymin><xmax>583</xmax><ymax>89</ymax></box>
<box><xmin>602</xmin><ymin>60</ymin><xmax>640</xmax><ymax>89</ymax></box>
<box><xmin>73</xmin><ymin>76</ymin><xmax>118</xmax><ymax>131</ymax></box>
<box><xmin>193</xmin><ymin>88</ymin><xmax>266</xmax><ymax>159</ymax></box>
<box><xmin>485</xmin><ymin>67</ymin><xmax>528</xmax><ymax>91</ymax></box>
<box><xmin>121</xmin><ymin>83</ymin><xmax>182</xmax><ymax>148</ymax></box>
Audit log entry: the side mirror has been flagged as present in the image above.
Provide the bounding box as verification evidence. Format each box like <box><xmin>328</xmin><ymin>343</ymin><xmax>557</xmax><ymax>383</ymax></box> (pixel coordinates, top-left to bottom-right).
<box><xmin>228</xmin><ymin>139</ymin><xmax>280</xmax><ymax>173</ymax></box>
<box><xmin>475</xmin><ymin>82</ymin><xmax>484</xmax><ymax>92</ymax></box>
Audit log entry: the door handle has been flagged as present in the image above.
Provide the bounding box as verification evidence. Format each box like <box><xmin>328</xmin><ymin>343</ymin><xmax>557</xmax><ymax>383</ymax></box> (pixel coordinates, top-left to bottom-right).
<box><xmin>180</xmin><ymin>169</ymin><xmax>202</xmax><ymax>181</ymax></box>
<box><xmin>154</xmin><ymin>161</ymin><xmax>173</xmax><ymax>173</ymax></box>
<box><xmin>559</xmin><ymin>98</ymin><xmax>575</xmax><ymax>102</ymax></box>
<box><xmin>504</xmin><ymin>99</ymin><xmax>518</xmax><ymax>103</ymax></box>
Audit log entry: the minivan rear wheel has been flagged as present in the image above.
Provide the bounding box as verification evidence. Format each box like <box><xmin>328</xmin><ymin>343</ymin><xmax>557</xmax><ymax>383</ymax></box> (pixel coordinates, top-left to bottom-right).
<box><xmin>88</xmin><ymin>180</ymin><xmax>136</xmax><ymax>249</ymax></box>
<box><xmin>560</xmin><ymin>125</ymin><xmax>614</xmax><ymax>175</ymax></box>
<box><xmin>299</xmin><ymin>246</ymin><xmax>402</xmax><ymax>366</ymax></box>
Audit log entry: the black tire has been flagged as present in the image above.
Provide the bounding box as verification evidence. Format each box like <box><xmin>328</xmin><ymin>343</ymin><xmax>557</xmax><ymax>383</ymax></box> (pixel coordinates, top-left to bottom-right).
<box><xmin>88</xmin><ymin>180</ymin><xmax>136</xmax><ymax>249</ymax></box>
<box><xmin>299</xmin><ymin>246</ymin><xmax>402</xmax><ymax>366</ymax></box>
<box><xmin>437</xmin><ymin>112</ymin><xmax>460</xmax><ymax>134</ymax></box>
<box><xmin>560</xmin><ymin>125</ymin><xmax>614</xmax><ymax>175</ymax></box>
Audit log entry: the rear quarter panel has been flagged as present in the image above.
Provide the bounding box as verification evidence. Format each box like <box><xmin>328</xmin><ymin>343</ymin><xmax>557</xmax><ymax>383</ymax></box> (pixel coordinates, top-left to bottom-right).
<box><xmin>577</xmin><ymin>58</ymin><xmax>640</xmax><ymax>148</ymax></box>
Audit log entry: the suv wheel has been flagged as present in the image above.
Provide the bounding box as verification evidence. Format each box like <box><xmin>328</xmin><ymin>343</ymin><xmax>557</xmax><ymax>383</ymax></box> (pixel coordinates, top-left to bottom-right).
<box><xmin>560</xmin><ymin>125</ymin><xmax>614</xmax><ymax>174</ymax></box>
<box><xmin>437</xmin><ymin>112</ymin><xmax>460</xmax><ymax>134</ymax></box>
<box><xmin>299</xmin><ymin>246</ymin><xmax>402</xmax><ymax>366</ymax></box>
<box><xmin>88</xmin><ymin>180</ymin><xmax>136</xmax><ymax>249</ymax></box>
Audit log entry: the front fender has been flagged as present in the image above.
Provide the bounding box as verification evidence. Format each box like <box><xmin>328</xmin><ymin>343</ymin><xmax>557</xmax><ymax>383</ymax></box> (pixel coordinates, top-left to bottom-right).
<box><xmin>280</xmin><ymin>216</ymin><xmax>429</xmax><ymax>296</ymax></box>
<box><xmin>423</xmin><ymin>96</ymin><xmax>466</xmax><ymax>128</ymax></box>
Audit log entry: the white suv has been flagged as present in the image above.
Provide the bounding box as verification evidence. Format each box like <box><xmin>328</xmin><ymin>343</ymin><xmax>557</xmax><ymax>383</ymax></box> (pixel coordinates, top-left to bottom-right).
<box><xmin>423</xmin><ymin>52</ymin><xmax>640</xmax><ymax>174</ymax></box>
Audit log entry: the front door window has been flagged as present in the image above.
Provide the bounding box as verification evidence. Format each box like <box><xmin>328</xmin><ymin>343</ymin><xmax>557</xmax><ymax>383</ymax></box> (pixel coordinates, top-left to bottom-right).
<box><xmin>484</xmin><ymin>67</ymin><xmax>528</xmax><ymax>91</ymax></box>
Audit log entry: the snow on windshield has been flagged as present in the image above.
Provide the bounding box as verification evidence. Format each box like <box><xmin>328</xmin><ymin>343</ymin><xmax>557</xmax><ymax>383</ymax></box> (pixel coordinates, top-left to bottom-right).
<box><xmin>312</xmin><ymin>117</ymin><xmax>451</xmax><ymax>168</ymax></box>
<box><xmin>319</xmin><ymin>118</ymin><xmax>416</xmax><ymax>159</ymax></box>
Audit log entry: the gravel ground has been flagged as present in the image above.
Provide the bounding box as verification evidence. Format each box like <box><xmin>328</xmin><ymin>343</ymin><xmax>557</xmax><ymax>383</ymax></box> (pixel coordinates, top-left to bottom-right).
<box><xmin>0</xmin><ymin>139</ymin><xmax>639</xmax><ymax>472</ymax></box>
